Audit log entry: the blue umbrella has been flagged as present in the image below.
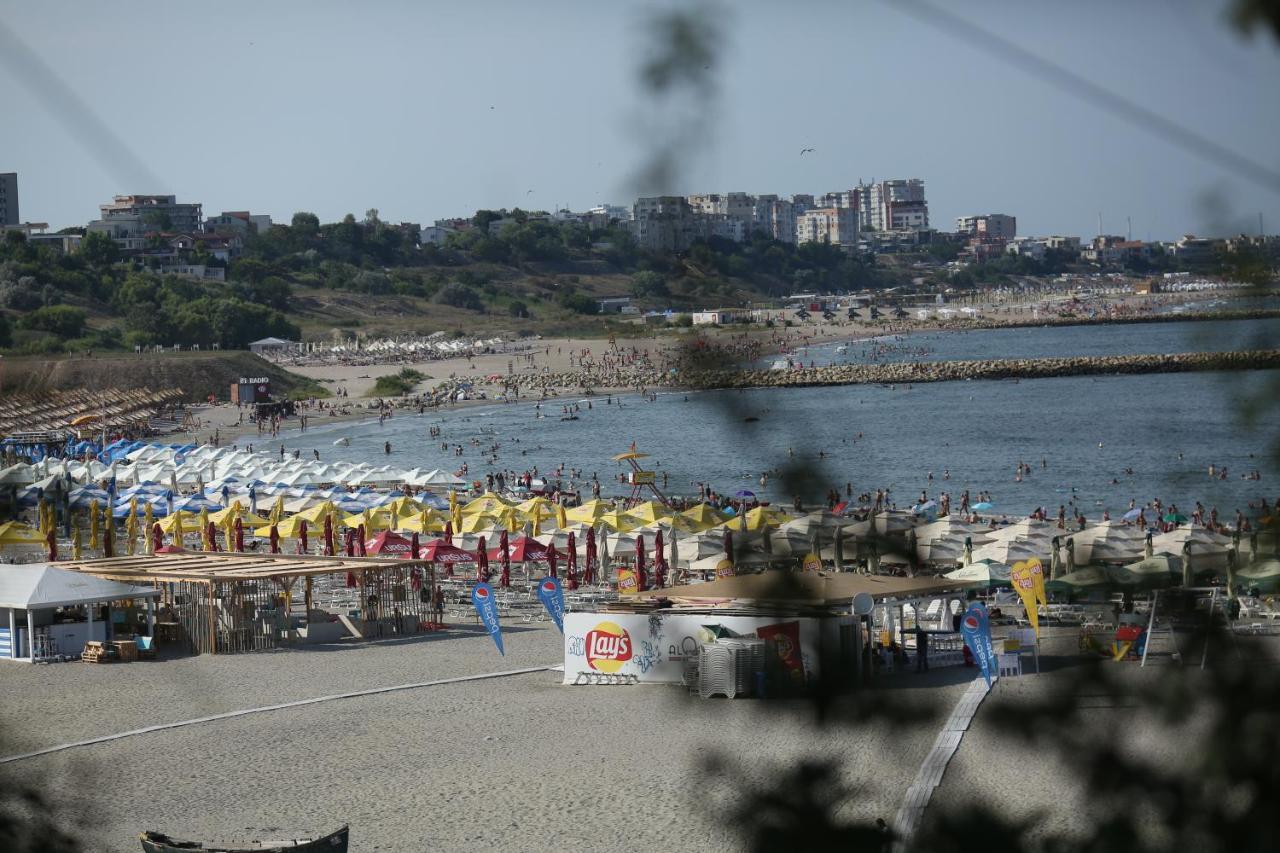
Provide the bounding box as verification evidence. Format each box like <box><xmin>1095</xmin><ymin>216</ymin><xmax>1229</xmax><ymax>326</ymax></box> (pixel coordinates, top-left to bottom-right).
<box><xmin>972</xmin><ymin>501</ymin><xmax>994</xmax><ymax>511</ymax></box>
<box><xmin>734</xmin><ymin>489</ymin><xmax>756</xmax><ymax>499</ymax></box>
<box><xmin>1123</xmin><ymin>508</ymin><xmax>1142</xmax><ymax>521</ymax></box>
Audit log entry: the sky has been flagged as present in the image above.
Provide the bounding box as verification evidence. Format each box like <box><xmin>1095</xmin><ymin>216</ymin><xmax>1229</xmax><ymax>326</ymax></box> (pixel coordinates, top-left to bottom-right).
<box><xmin>2</xmin><ymin>0</ymin><xmax>1279</xmax><ymax>240</ymax></box>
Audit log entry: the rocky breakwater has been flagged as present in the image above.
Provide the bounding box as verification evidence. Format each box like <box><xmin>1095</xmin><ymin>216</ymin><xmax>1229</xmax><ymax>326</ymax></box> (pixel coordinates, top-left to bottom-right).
<box><xmin>677</xmin><ymin>349</ymin><xmax>1280</xmax><ymax>391</ymax></box>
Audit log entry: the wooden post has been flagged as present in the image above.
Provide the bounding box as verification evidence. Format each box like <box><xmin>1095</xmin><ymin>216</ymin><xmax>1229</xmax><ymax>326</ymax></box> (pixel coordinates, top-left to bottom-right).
<box><xmin>304</xmin><ymin>575</ymin><xmax>313</xmax><ymax>626</ymax></box>
<box><xmin>208</xmin><ymin>581</ymin><xmax>218</xmax><ymax>655</ymax></box>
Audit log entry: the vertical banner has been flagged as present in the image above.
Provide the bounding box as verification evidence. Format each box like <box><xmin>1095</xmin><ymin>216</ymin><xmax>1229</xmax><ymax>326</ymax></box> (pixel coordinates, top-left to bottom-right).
<box><xmin>471</xmin><ymin>582</ymin><xmax>504</xmax><ymax>655</ymax></box>
<box><xmin>1028</xmin><ymin>557</ymin><xmax>1047</xmax><ymax>608</ymax></box>
<box><xmin>536</xmin><ymin>575</ymin><xmax>566</xmax><ymax>632</ymax></box>
<box><xmin>1010</xmin><ymin>559</ymin><xmax>1041</xmax><ymax>637</ymax></box>
<box><xmin>960</xmin><ymin>602</ymin><xmax>996</xmax><ymax>686</ymax></box>
<box><xmin>617</xmin><ymin>568</ymin><xmax>638</xmax><ymax>595</ymax></box>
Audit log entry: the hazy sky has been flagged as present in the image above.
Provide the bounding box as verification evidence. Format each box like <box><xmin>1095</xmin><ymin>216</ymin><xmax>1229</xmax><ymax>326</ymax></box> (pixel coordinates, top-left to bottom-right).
<box><xmin>3</xmin><ymin>0</ymin><xmax>1279</xmax><ymax>239</ymax></box>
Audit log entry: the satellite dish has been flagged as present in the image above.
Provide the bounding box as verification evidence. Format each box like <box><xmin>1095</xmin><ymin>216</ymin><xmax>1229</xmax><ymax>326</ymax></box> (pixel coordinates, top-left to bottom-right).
<box><xmin>852</xmin><ymin>592</ymin><xmax>874</xmax><ymax>616</ymax></box>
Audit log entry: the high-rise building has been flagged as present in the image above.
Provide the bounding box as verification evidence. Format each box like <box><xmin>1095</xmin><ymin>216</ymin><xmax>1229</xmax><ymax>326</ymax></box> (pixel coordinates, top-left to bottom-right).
<box><xmin>957</xmin><ymin>214</ymin><xmax>1016</xmax><ymax>240</ymax></box>
<box><xmin>0</xmin><ymin>172</ymin><xmax>17</xmax><ymax>226</ymax></box>
<box><xmin>862</xmin><ymin>179</ymin><xmax>928</xmax><ymax>231</ymax></box>
<box><xmin>796</xmin><ymin>207</ymin><xmax>858</xmax><ymax>246</ymax></box>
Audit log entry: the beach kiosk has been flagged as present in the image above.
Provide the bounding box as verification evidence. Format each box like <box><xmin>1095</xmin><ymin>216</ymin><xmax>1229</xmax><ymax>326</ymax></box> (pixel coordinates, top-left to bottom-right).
<box><xmin>0</xmin><ymin>563</ymin><xmax>159</xmax><ymax>663</ymax></box>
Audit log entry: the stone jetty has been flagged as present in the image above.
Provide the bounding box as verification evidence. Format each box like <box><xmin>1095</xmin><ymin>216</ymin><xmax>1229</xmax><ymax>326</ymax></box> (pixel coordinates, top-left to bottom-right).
<box><xmin>440</xmin><ymin>349</ymin><xmax>1280</xmax><ymax>400</ymax></box>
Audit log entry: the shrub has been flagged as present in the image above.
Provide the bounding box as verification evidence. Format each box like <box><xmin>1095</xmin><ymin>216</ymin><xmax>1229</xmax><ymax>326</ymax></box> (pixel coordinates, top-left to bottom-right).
<box><xmin>434</xmin><ymin>283</ymin><xmax>484</xmax><ymax>311</ymax></box>
<box><xmin>18</xmin><ymin>305</ymin><xmax>87</xmax><ymax>338</ymax></box>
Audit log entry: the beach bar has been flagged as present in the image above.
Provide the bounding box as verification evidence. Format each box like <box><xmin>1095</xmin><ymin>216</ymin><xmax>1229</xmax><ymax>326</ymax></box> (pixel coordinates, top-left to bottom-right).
<box><xmin>0</xmin><ymin>563</ymin><xmax>160</xmax><ymax>663</ymax></box>
<box><xmin>565</xmin><ymin>572</ymin><xmax>964</xmax><ymax>691</ymax></box>
<box><xmin>59</xmin><ymin>552</ymin><xmax>437</xmax><ymax>655</ymax></box>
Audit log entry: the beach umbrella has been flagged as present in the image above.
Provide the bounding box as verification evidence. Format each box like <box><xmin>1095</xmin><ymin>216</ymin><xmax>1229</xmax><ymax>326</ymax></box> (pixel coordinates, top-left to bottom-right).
<box><xmin>723</xmin><ymin>529</ymin><xmax>735</xmax><ymax>566</ymax></box>
<box><xmin>1109</xmin><ymin>555</ymin><xmax>1181</xmax><ymax>590</ymax></box>
<box><xmin>152</xmin><ymin>522</ymin><xmax>163</xmax><ymax>554</ymax></box>
<box><xmin>598</xmin><ymin>524</ymin><xmax>611</xmax><ymax>580</ymax></box>
<box><xmin>205</xmin><ymin>521</ymin><xmax>219</xmax><ymax>551</ymax></box>
<box><xmin>1122</xmin><ymin>508</ymin><xmax>1142</xmax><ymax>522</ymax></box>
<box><xmin>270</xmin><ymin>496</ymin><xmax>285</xmax><ymax>522</ymax></box>
<box><xmin>636</xmin><ymin>533</ymin><xmax>647</xmax><ymax>591</ymax></box>
<box><xmin>0</xmin><ymin>521</ymin><xmax>45</xmax><ymax>546</ymax></box>
<box><xmin>410</xmin><ymin>531</ymin><xmax>420</xmax><ymax>562</ymax></box>
<box><xmin>566</xmin><ymin>531</ymin><xmax>579</xmax><ymax>590</ymax></box>
<box><xmin>944</xmin><ymin>560</ymin><xmax>1012</xmax><ymax>589</ymax></box>
<box><xmin>833</xmin><ymin>527</ymin><xmax>845</xmax><ymax>572</ymax></box>
<box><xmin>547</xmin><ymin>538</ymin><xmax>558</xmax><ymax>578</ymax></box>
<box><xmin>299</xmin><ymin>519</ymin><xmax>309</xmax><ymax>554</ymax></box>
<box><xmin>1163</xmin><ymin>512</ymin><xmax>1189</xmax><ymax>524</ymax></box>
<box><xmin>89</xmin><ymin>500</ymin><xmax>100</xmax><ymax>550</ymax></box>
<box><xmin>556</xmin><ymin>502</ymin><xmax>568</xmax><ymax>530</ymax></box>
<box><xmin>143</xmin><ymin>503</ymin><xmax>155</xmax><ymax>553</ymax></box>
<box><xmin>125</xmin><ymin>510</ymin><xmax>137</xmax><ymax>556</ymax></box>
<box><xmin>234</xmin><ymin>516</ymin><xmax>245</xmax><ymax>552</ymax></box>
<box><xmin>476</xmin><ymin>536</ymin><xmax>490</xmax><ymax>582</ymax></box>
<box><xmin>971</xmin><ymin>501</ymin><xmax>994</xmax><ymax>512</ymax></box>
<box><xmin>269</xmin><ymin>523</ymin><xmax>280</xmax><ymax>554</ymax></box>
<box><xmin>654</xmin><ymin>529</ymin><xmax>666</xmax><ymax>589</ymax></box>
<box><xmin>443</xmin><ymin>520</ymin><xmax>453</xmax><ymax>546</ymax></box>
<box><xmin>356</xmin><ymin>525</ymin><xmax>367</xmax><ymax>556</ymax></box>
<box><xmin>1237</xmin><ymin>559</ymin><xmax>1280</xmax><ymax>593</ymax></box>
<box><xmin>584</xmin><ymin>527</ymin><xmax>597</xmax><ymax>585</ymax></box>
<box><xmin>323</xmin><ymin>515</ymin><xmax>335</xmax><ymax>555</ymax></box>
<box><xmin>1046</xmin><ymin>566</ymin><xmax>1113</xmax><ymax>595</ymax></box>
<box><xmin>499</xmin><ymin>529</ymin><xmax>511</xmax><ymax>587</ymax></box>
<box><xmin>734</xmin><ymin>489</ymin><xmax>756</xmax><ymax>500</ymax></box>
<box><xmin>102</xmin><ymin>520</ymin><xmax>114</xmax><ymax>558</ymax></box>
<box><xmin>344</xmin><ymin>528</ymin><xmax>355</xmax><ymax>557</ymax></box>
<box><xmin>44</xmin><ymin>526</ymin><xmax>56</xmax><ymax>560</ymax></box>
<box><xmin>71</xmin><ymin>525</ymin><xmax>82</xmax><ymax>560</ymax></box>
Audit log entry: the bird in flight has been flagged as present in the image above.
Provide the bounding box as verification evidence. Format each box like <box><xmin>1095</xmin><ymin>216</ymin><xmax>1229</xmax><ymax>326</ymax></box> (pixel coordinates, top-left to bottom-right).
<box><xmin>527</xmin><ymin>189</ymin><xmax>534</xmax><ymax>194</ymax></box>
<box><xmin>800</xmin><ymin>147</ymin><xmax>815</xmax><ymax>155</ymax></box>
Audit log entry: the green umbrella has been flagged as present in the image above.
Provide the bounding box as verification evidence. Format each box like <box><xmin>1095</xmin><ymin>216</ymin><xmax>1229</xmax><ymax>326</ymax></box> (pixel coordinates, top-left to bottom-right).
<box><xmin>1108</xmin><ymin>555</ymin><xmax>1181</xmax><ymax>590</ymax></box>
<box><xmin>1162</xmin><ymin>513</ymin><xmax>1188</xmax><ymax>524</ymax></box>
<box><xmin>1236</xmin><ymin>559</ymin><xmax>1280</xmax><ymax>593</ymax></box>
<box><xmin>944</xmin><ymin>559</ymin><xmax>1011</xmax><ymax>590</ymax></box>
<box><xmin>1046</xmin><ymin>566</ymin><xmax>1114</xmax><ymax>595</ymax></box>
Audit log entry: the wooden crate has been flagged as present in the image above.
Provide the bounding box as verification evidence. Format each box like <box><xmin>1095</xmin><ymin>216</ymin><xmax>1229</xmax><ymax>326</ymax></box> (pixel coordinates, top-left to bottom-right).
<box><xmin>81</xmin><ymin>641</ymin><xmax>110</xmax><ymax>663</ymax></box>
<box><xmin>111</xmin><ymin>640</ymin><xmax>138</xmax><ymax>662</ymax></box>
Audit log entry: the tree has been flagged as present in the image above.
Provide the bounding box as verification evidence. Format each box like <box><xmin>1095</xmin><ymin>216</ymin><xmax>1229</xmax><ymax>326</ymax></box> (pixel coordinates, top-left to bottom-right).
<box><xmin>0</xmin><ymin>313</ymin><xmax>11</xmax><ymax>347</ymax></box>
<box><xmin>631</xmin><ymin>270</ymin><xmax>670</xmax><ymax>299</ymax></box>
<box><xmin>78</xmin><ymin>232</ymin><xmax>120</xmax><ymax>268</ymax></box>
<box><xmin>434</xmin><ymin>283</ymin><xmax>484</xmax><ymax>311</ymax></box>
<box><xmin>18</xmin><ymin>305</ymin><xmax>87</xmax><ymax>338</ymax></box>
<box><xmin>508</xmin><ymin>299</ymin><xmax>530</xmax><ymax>318</ymax></box>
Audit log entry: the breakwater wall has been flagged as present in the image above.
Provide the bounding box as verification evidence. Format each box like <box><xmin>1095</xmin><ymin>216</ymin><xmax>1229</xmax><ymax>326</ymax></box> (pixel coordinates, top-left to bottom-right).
<box><xmin>678</xmin><ymin>348</ymin><xmax>1280</xmax><ymax>390</ymax></box>
<box><xmin>928</xmin><ymin>306</ymin><xmax>1280</xmax><ymax>333</ymax></box>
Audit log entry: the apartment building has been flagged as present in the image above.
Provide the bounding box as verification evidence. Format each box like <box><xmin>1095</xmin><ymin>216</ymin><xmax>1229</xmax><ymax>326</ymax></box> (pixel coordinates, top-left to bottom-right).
<box><xmin>0</xmin><ymin>172</ymin><xmax>17</xmax><ymax>226</ymax></box>
<box><xmin>796</xmin><ymin>206</ymin><xmax>857</xmax><ymax>247</ymax></box>
<box><xmin>87</xmin><ymin>194</ymin><xmax>204</xmax><ymax>249</ymax></box>
<box><xmin>957</xmin><ymin>213</ymin><xmax>1016</xmax><ymax>240</ymax></box>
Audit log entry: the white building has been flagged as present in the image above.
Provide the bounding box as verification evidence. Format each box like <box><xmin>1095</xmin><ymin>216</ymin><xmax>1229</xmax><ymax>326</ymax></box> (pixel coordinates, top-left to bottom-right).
<box><xmin>205</xmin><ymin>210</ymin><xmax>272</xmax><ymax>235</ymax></box>
<box><xmin>957</xmin><ymin>214</ymin><xmax>1016</xmax><ymax>240</ymax></box>
<box><xmin>863</xmin><ymin>179</ymin><xmax>928</xmax><ymax>231</ymax></box>
<box><xmin>87</xmin><ymin>194</ymin><xmax>203</xmax><ymax>246</ymax></box>
<box><xmin>420</xmin><ymin>225</ymin><xmax>456</xmax><ymax>246</ymax></box>
<box><xmin>796</xmin><ymin>207</ymin><xmax>858</xmax><ymax>247</ymax></box>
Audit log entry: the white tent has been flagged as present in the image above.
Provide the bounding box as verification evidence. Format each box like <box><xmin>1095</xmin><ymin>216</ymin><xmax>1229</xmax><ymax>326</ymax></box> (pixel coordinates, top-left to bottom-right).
<box><xmin>0</xmin><ymin>564</ymin><xmax>160</xmax><ymax>662</ymax></box>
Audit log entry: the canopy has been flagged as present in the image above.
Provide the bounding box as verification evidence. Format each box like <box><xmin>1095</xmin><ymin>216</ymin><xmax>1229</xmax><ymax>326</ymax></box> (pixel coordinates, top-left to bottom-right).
<box><xmin>636</xmin><ymin>571</ymin><xmax>963</xmax><ymax>605</ymax></box>
<box><xmin>0</xmin><ymin>521</ymin><xmax>46</xmax><ymax>546</ymax></box>
<box><xmin>417</xmin><ymin>540</ymin><xmax>476</xmax><ymax>563</ymax></box>
<box><xmin>365</xmin><ymin>530</ymin><xmax>415</xmax><ymax>557</ymax></box>
<box><xmin>944</xmin><ymin>560</ymin><xmax>1012</xmax><ymax>589</ymax></box>
<box><xmin>0</xmin><ymin>563</ymin><xmax>159</xmax><ymax>609</ymax></box>
<box><xmin>627</xmin><ymin>500</ymin><xmax>673</xmax><ymax>524</ymax></box>
<box><xmin>462</xmin><ymin>492</ymin><xmax>514</xmax><ymax>515</ymax></box>
<box><xmin>565</xmin><ymin>499</ymin><xmax>616</xmax><ymax>524</ymax></box>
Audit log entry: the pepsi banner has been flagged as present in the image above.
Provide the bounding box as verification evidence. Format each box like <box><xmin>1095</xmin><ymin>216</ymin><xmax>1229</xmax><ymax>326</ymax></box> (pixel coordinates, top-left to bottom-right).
<box><xmin>960</xmin><ymin>602</ymin><xmax>997</xmax><ymax>686</ymax></box>
<box><xmin>471</xmin><ymin>582</ymin><xmax>504</xmax><ymax>655</ymax></box>
<box><xmin>536</xmin><ymin>575</ymin><xmax>566</xmax><ymax>633</ymax></box>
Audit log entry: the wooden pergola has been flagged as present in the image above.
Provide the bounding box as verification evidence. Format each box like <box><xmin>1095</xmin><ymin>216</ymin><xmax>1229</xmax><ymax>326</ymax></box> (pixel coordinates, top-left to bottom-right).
<box><xmin>60</xmin><ymin>552</ymin><xmax>438</xmax><ymax>654</ymax></box>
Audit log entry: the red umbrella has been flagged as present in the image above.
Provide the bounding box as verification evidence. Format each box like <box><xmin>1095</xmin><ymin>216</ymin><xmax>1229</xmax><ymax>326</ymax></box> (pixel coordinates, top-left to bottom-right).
<box><xmin>654</xmin><ymin>529</ymin><xmax>666</xmax><ymax>589</ymax></box>
<box><xmin>410</xmin><ymin>531</ymin><xmax>420</xmax><ymax>561</ymax></box>
<box><xmin>103</xmin><ymin>521</ymin><xmax>114</xmax><ymax>559</ymax></box>
<box><xmin>547</xmin><ymin>539</ymin><xmax>558</xmax><ymax>578</ymax></box>
<box><xmin>365</xmin><ymin>530</ymin><xmax>413</xmax><ymax>556</ymax></box>
<box><xmin>417</xmin><ymin>539</ymin><xmax>475</xmax><ymax>563</ymax></box>
<box><xmin>323</xmin><ymin>515</ymin><xmax>334</xmax><ymax>556</ymax></box>
<box><xmin>636</xmin><ymin>533</ymin><xmax>648</xmax><ymax>591</ymax></box>
<box><xmin>152</xmin><ymin>522</ymin><xmax>163</xmax><ymax>554</ymax></box>
<box><xmin>477</xmin><ymin>535</ymin><xmax>490</xmax><ymax>582</ymax></box>
<box><xmin>584</xmin><ymin>527</ymin><xmax>597</xmax><ymax>585</ymax></box>
<box><xmin>724</xmin><ymin>529</ymin><xmax>734</xmax><ymax>566</ymax></box>
<box><xmin>487</xmin><ymin>535</ymin><xmax>553</xmax><ymax>563</ymax></box>
<box><xmin>443</xmin><ymin>520</ymin><xmax>453</xmax><ymax>546</ymax></box>
<box><xmin>295</xmin><ymin>519</ymin><xmax>307</xmax><ymax>554</ymax></box>
<box><xmin>356</xmin><ymin>524</ymin><xmax>367</xmax><ymax>556</ymax></box>
<box><xmin>566</xmin><ymin>531</ymin><xmax>579</xmax><ymax>590</ymax></box>
<box><xmin>234</xmin><ymin>516</ymin><xmax>245</xmax><ymax>552</ymax></box>
<box><xmin>206</xmin><ymin>521</ymin><xmax>219</xmax><ymax>552</ymax></box>
<box><xmin>499</xmin><ymin>529</ymin><xmax>511</xmax><ymax>588</ymax></box>
<box><xmin>46</xmin><ymin>527</ymin><xmax>57</xmax><ymax>561</ymax></box>
<box><xmin>344</xmin><ymin>528</ymin><xmax>355</xmax><ymax>557</ymax></box>
<box><xmin>269</xmin><ymin>523</ymin><xmax>280</xmax><ymax>554</ymax></box>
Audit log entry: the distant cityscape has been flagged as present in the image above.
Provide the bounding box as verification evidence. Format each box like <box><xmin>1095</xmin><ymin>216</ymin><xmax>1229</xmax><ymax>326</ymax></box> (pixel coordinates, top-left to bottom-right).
<box><xmin>1</xmin><ymin>170</ymin><xmax>1275</xmax><ymax>287</ymax></box>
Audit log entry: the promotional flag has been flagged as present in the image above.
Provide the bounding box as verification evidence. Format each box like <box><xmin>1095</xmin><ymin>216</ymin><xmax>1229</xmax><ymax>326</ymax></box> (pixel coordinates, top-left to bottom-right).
<box><xmin>1029</xmin><ymin>557</ymin><xmax>1048</xmax><ymax>608</ymax></box>
<box><xmin>617</xmin><ymin>568</ymin><xmax>638</xmax><ymax>595</ymax></box>
<box><xmin>536</xmin><ymin>575</ymin><xmax>566</xmax><ymax>632</ymax></box>
<box><xmin>1010</xmin><ymin>559</ymin><xmax>1040</xmax><ymax>637</ymax></box>
<box><xmin>960</xmin><ymin>602</ymin><xmax>997</xmax><ymax>686</ymax></box>
<box><xmin>471</xmin><ymin>582</ymin><xmax>504</xmax><ymax>655</ymax></box>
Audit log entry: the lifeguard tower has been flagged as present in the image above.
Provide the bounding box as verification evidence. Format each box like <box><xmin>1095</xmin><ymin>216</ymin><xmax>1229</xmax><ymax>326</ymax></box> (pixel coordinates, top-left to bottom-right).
<box><xmin>613</xmin><ymin>442</ymin><xmax>670</xmax><ymax>506</ymax></box>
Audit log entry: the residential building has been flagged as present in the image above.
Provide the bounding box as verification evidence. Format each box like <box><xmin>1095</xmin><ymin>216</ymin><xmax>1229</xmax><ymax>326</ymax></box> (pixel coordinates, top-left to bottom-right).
<box><xmin>420</xmin><ymin>225</ymin><xmax>456</xmax><ymax>246</ymax></box>
<box><xmin>0</xmin><ymin>172</ymin><xmax>17</xmax><ymax>226</ymax></box>
<box><xmin>205</xmin><ymin>210</ymin><xmax>272</xmax><ymax>235</ymax></box>
<box><xmin>791</xmin><ymin>194</ymin><xmax>815</xmax><ymax>213</ymax></box>
<box><xmin>1171</xmin><ymin>234</ymin><xmax>1223</xmax><ymax>264</ymax></box>
<box><xmin>587</xmin><ymin>204</ymin><xmax>631</xmax><ymax>222</ymax></box>
<box><xmin>598</xmin><ymin>297</ymin><xmax>633</xmax><ymax>314</ymax></box>
<box><xmin>87</xmin><ymin>194</ymin><xmax>203</xmax><ymax>249</ymax></box>
<box><xmin>1006</xmin><ymin>238</ymin><xmax>1047</xmax><ymax>260</ymax></box>
<box><xmin>755</xmin><ymin>198</ymin><xmax>797</xmax><ymax>243</ymax></box>
<box><xmin>957</xmin><ymin>214</ymin><xmax>1016</xmax><ymax>240</ymax></box>
<box><xmin>796</xmin><ymin>206</ymin><xmax>857</xmax><ymax>247</ymax></box>
<box><xmin>1082</xmin><ymin>235</ymin><xmax>1152</xmax><ymax>265</ymax></box>
<box><xmin>863</xmin><ymin>179</ymin><xmax>928</xmax><ymax>231</ymax></box>
<box><xmin>1044</xmin><ymin>235</ymin><xmax>1082</xmax><ymax>251</ymax></box>
<box><xmin>631</xmin><ymin>196</ymin><xmax>696</xmax><ymax>251</ymax></box>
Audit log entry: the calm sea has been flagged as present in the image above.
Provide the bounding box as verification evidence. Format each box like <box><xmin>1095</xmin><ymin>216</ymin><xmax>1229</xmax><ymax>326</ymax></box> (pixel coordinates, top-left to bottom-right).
<box><xmin>288</xmin><ymin>318</ymin><xmax>1279</xmax><ymax>521</ymax></box>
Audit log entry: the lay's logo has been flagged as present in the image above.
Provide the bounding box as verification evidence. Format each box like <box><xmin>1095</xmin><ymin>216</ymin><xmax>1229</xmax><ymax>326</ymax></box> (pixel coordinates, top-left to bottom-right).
<box><xmin>585</xmin><ymin>621</ymin><xmax>632</xmax><ymax>673</ymax></box>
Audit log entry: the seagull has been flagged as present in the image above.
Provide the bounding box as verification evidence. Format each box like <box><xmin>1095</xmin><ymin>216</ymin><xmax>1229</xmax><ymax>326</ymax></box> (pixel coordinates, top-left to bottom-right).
<box><xmin>527</xmin><ymin>189</ymin><xmax>534</xmax><ymax>195</ymax></box>
<box><xmin>800</xmin><ymin>147</ymin><xmax>815</xmax><ymax>155</ymax></box>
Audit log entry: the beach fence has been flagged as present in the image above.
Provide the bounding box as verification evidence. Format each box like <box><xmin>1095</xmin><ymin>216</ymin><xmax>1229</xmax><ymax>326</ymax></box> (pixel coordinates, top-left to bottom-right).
<box><xmin>58</xmin><ymin>553</ymin><xmax>437</xmax><ymax>654</ymax></box>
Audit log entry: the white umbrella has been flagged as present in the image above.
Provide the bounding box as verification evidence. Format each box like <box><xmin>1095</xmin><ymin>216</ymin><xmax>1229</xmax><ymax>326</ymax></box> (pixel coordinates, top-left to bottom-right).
<box><xmin>969</xmin><ymin>537</ymin><xmax>1047</xmax><ymax>565</ymax></box>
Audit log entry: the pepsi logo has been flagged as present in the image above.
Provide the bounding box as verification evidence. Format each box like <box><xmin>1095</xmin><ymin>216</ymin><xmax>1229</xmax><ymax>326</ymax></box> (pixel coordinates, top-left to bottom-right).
<box><xmin>476</xmin><ymin>586</ymin><xmax>489</xmax><ymax>598</ymax></box>
<box><xmin>542</xmin><ymin>581</ymin><xmax>556</xmax><ymax>592</ymax></box>
<box><xmin>963</xmin><ymin>615</ymin><xmax>980</xmax><ymax>630</ymax></box>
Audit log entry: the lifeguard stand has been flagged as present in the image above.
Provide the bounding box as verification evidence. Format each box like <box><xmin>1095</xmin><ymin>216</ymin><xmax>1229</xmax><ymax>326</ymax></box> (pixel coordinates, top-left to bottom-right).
<box><xmin>613</xmin><ymin>443</ymin><xmax>670</xmax><ymax>506</ymax></box>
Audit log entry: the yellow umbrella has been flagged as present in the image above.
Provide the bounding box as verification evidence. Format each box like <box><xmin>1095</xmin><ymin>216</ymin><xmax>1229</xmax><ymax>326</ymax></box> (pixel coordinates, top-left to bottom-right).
<box><xmin>72</xmin><ymin>525</ymin><xmax>82</xmax><ymax>560</ymax></box>
<box><xmin>38</xmin><ymin>500</ymin><xmax>50</xmax><ymax>535</ymax></box>
<box><xmin>459</xmin><ymin>512</ymin><xmax>499</xmax><ymax>534</ymax></box>
<box><xmin>400</xmin><ymin>508</ymin><xmax>446</xmax><ymax>533</ymax></box>
<box><xmin>89</xmin><ymin>500</ymin><xmax>101</xmax><ymax>550</ymax></box>
<box><xmin>199</xmin><ymin>506</ymin><xmax>211</xmax><ymax>540</ymax></box>
<box><xmin>342</xmin><ymin>507</ymin><xmax>394</xmax><ymax>531</ymax></box>
<box><xmin>125</xmin><ymin>507</ymin><xmax>138</xmax><ymax>556</ymax></box>
<box><xmin>565</xmin><ymin>499</ymin><xmax>615</xmax><ymax>524</ymax></box>
<box><xmin>297</xmin><ymin>501</ymin><xmax>338</xmax><ymax>524</ymax></box>
<box><xmin>270</xmin><ymin>496</ymin><xmax>285</xmax><ymax>523</ymax></box>
<box><xmin>721</xmin><ymin>506</ymin><xmax>789</xmax><ymax>532</ymax></box>
<box><xmin>383</xmin><ymin>496</ymin><xmax>423</xmax><ymax>518</ymax></box>
<box><xmin>598</xmin><ymin>510</ymin><xmax>643</xmax><ymax>532</ymax></box>
<box><xmin>463</xmin><ymin>492</ymin><xmax>513</xmax><ymax>515</ymax></box>
<box><xmin>157</xmin><ymin>511</ymin><xmax>203</xmax><ymax>535</ymax></box>
<box><xmin>173</xmin><ymin>508</ymin><xmax>186</xmax><ymax>545</ymax></box>
<box><xmin>0</xmin><ymin>521</ymin><xmax>44</xmax><ymax>546</ymax></box>
<box><xmin>628</xmin><ymin>500</ymin><xmax>673</xmax><ymax>524</ymax></box>
<box><xmin>208</xmin><ymin>505</ymin><xmax>271</xmax><ymax>527</ymax></box>
<box><xmin>143</xmin><ymin>502</ymin><xmax>155</xmax><ymax>553</ymax></box>
<box><xmin>680</xmin><ymin>503</ymin><xmax>729</xmax><ymax>531</ymax></box>
<box><xmin>254</xmin><ymin>515</ymin><xmax>309</xmax><ymax>539</ymax></box>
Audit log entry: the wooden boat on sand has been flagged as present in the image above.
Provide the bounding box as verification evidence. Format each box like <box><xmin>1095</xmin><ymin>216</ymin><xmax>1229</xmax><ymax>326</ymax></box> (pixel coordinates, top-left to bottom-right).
<box><xmin>139</xmin><ymin>825</ymin><xmax>349</xmax><ymax>852</ymax></box>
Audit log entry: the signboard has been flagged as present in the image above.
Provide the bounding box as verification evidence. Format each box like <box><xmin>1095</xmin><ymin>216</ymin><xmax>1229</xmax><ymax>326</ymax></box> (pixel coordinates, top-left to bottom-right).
<box><xmin>536</xmin><ymin>576</ymin><xmax>566</xmax><ymax>632</ymax></box>
<box><xmin>563</xmin><ymin>611</ymin><xmax>851</xmax><ymax>685</ymax></box>
<box><xmin>1010</xmin><ymin>559</ymin><xmax>1040</xmax><ymax>637</ymax></box>
<box><xmin>471</xmin><ymin>582</ymin><xmax>504</xmax><ymax>655</ymax></box>
<box><xmin>714</xmin><ymin>558</ymin><xmax>735</xmax><ymax>579</ymax></box>
<box><xmin>617</xmin><ymin>569</ymin><xmax>638</xmax><ymax>595</ymax></box>
<box><xmin>960</xmin><ymin>602</ymin><xmax>997</xmax><ymax>686</ymax></box>
<box><xmin>628</xmin><ymin>471</ymin><xmax>656</xmax><ymax>485</ymax></box>
<box><xmin>801</xmin><ymin>552</ymin><xmax>822</xmax><ymax>573</ymax></box>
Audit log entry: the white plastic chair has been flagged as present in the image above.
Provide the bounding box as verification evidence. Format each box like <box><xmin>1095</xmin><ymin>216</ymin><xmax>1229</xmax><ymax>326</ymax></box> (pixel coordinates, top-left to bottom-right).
<box><xmin>997</xmin><ymin>653</ymin><xmax>1021</xmax><ymax>677</ymax></box>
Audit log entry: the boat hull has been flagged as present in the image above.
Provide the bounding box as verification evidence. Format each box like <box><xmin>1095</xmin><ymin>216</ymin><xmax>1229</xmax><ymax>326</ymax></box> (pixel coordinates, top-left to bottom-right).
<box><xmin>140</xmin><ymin>825</ymin><xmax>349</xmax><ymax>853</ymax></box>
